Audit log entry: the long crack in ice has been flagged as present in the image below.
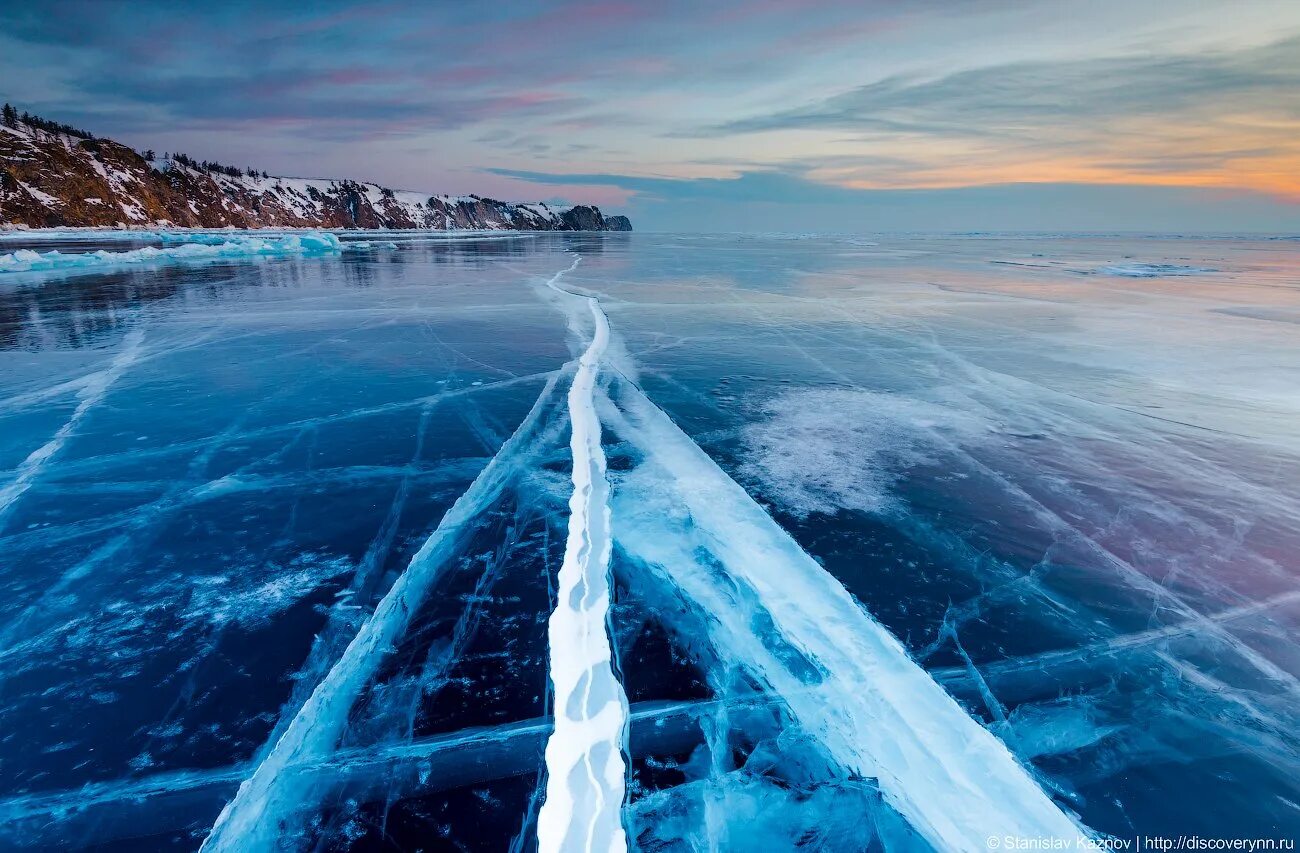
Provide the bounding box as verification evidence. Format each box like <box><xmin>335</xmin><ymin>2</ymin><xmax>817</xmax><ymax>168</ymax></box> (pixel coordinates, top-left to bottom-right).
<box><xmin>603</xmin><ymin>379</ymin><xmax>1087</xmax><ymax>852</ymax></box>
<box><xmin>537</xmin><ymin>256</ymin><xmax>629</xmax><ymax>853</ymax></box>
<box><xmin>0</xmin><ymin>328</ymin><xmax>145</xmax><ymax>532</ymax></box>
<box><xmin>199</xmin><ymin>371</ymin><xmax>564</xmax><ymax>852</ymax></box>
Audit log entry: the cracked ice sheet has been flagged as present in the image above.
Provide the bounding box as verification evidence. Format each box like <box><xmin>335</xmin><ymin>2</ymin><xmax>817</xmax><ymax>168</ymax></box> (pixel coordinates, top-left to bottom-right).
<box><xmin>4</xmin><ymin>231</ymin><xmax>1299</xmax><ymax>848</ymax></box>
<box><xmin>601</xmin><ymin>376</ymin><xmax>1083</xmax><ymax>850</ymax></box>
<box><xmin>0</xmin><ymin>238</ymin><xmax>582</xmax><ymax>828</ymax></box>
<box><xmin>198</xmin><ymin>374</ymin><xmax>568</xmax><ymax>851</ymax></box>
<box><xmin>0</xmin><ymin>328</ymin><xmax>143</xmax><ymax>529</ymax></box>
<box><xmin>568</xmin><ymin>233</ymin><xmax>1300</xmax><ymax>840</ymax></box>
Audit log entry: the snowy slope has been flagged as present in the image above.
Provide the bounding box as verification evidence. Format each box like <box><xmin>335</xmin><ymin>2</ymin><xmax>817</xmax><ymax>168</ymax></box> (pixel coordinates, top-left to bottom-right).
<box><xmin>0</xmin><ymin>121</ymin><xmax>631</xmax><ymax>231</ymax></box>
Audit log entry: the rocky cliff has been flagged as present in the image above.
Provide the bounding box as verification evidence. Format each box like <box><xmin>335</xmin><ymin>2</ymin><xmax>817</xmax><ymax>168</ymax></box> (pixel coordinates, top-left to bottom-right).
<box><xmin>0</xmin><ymin>119</ymin><xmax>630</xmax><ymax>232</ymax></box>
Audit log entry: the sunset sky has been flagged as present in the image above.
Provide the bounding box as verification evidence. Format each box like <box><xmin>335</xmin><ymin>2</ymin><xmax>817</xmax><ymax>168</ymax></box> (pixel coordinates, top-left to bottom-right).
<box><xmin>2</xmin><ymin>0</ymin><xmax>1298</xmax><ymax>231</ymax></box>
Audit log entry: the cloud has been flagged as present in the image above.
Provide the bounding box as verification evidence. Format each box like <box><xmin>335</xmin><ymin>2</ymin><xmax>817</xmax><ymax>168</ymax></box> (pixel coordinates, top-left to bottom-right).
<box><xmin>687</xmin><ymin>35</ymin><xmax>1300</xmax><ymax>195</ymax></box>
<box><xmin>3</xmin><ymin>1</ymin><xmax>1299</xmax><ymax>217</ymax></box>
<box><xmin>709</xmin><ymin>36</ymin><xmax>1300</xmax><ymax>138</ymax></box>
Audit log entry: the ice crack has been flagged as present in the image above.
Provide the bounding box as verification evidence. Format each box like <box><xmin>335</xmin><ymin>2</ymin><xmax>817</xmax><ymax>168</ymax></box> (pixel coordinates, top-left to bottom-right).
<box><xmin>0</xmin><ymin>328</ymin><xmax>145</xmax><ymax>532</ymax></box>
<box><xmin>538</xmin><ymin>257</ymin><xmax>629</xmax><ymax>853</ymax></box>
<box><xmin>199</xmin><ymin>372</ymin><xmax>564</xmax><ymax>852</ymax></box>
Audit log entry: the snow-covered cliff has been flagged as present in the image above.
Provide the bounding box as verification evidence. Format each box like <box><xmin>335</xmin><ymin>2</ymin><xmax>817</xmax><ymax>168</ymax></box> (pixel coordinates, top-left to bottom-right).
<box><xmin>0</xmin><ymin>120</ymin><xmax>631</xmax><ymax>231</ymax></box>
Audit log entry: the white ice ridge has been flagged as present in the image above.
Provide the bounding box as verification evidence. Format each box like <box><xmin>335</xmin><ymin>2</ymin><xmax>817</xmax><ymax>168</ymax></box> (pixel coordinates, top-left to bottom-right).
<box><xmin>0</xmin><ymin>328</ymin><xmax>144</xmax><ymax>531</ymax></box>
<box><xmin>604</xmin><ymin>381</ymin><xmax>1087</xmax><ymax>852</ymax></box>
<box><xmin>538</xmin><ymin>256</ymin><xmax>630</xmax><ymax>853</ymax></box>
<box><xmin>0</xmin><ymin>231</ymin><xmax>343</xmax><ymax>274</ymax></box>
<box><xmin>200</xmin><ymin>373</ymin><xmax>564</xmax><ymax>852</ymax></box>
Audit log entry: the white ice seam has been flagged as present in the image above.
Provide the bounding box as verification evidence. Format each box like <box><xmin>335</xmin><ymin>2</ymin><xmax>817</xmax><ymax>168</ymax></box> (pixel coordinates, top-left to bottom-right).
<box><xmin>538</xmin><ymin>258</ymin><xmax>629</xmax><ymax>853</ymax></box>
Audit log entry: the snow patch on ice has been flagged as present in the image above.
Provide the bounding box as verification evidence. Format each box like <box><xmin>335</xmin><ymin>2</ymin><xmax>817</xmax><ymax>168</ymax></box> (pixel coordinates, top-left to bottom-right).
<box><xmin>182</xmin><ymin>555</ymin><xmax>352</xmax><ymax>630</ymax></box>
<box><xmin>739</xmin><ymin>387</ymin><xmax>984</xmax><ymax>518</ymax></box>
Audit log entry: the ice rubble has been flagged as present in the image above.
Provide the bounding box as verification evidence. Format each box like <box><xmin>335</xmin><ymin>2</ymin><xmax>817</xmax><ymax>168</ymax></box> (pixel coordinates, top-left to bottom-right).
<box><xmin>0</xmin><ymin>231</ymin><xmax>345</xmax><ymax>274</ymax></box>
<box><xmin>537</xmin><ymin>259</ymin><xmax>629</xmax><ymax>853</ymax></box>
<box><xmin>525</xmin><ymin>258</ymin><xmax>1079</xmax><ymax>850</ymax></box>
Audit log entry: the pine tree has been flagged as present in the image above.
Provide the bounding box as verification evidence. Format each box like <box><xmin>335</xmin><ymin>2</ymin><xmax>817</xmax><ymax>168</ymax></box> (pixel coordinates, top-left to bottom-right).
<box><xmin>2</xmin><ymin>103</ymin><xmax>16</xmax><ymax>129</ymax></box>
<box><xmin>143</xmin><ymin>149</ymin><xmax>156</xmax><ymax>160</ymax></box>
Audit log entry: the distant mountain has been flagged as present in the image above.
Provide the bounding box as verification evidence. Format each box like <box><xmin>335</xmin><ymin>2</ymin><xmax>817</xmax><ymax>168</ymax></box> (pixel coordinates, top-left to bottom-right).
<box><xmin>0</xmin><ymin>111</ymin><xmax>631</xmax><ymax>232</ymax></box>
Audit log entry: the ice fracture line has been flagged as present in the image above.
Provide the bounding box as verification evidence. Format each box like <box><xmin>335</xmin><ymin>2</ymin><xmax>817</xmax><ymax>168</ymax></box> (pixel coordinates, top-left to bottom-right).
<box><xmin>199</xmin><ymin>371</ymin><xmax>564</xmax><ymax>852</ymax></box>
<box><xmin>538</xmin><ymin>256</ymin><xmax>630</xmax><ymax>853</ymax></box>
<box><xmin>0</xmin><ymin>328</ymin><xmax>144</xmax><ymax>532</ymax></box>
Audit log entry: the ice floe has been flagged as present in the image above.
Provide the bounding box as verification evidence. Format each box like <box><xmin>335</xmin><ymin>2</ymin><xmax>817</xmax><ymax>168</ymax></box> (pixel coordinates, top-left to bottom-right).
<box><xmin>0</xmin><ymin>231</ymin><xmax>344</xmax><ymax>275</ymax></box>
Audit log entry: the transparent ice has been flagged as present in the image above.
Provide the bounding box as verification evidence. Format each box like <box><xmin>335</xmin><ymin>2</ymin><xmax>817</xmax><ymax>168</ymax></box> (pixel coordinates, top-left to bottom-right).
<box><xmin>0</xmin><ymin>231</ymin><xmax>1297</xmax><ymax>850</ymax></box>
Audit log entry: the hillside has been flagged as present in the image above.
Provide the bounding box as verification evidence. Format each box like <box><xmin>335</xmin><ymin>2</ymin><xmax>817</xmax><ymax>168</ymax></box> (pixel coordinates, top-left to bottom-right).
<box><xmin>0</xmin><ymin>113</ymin><xmax>631</xmax><ymax>232</ymax></box>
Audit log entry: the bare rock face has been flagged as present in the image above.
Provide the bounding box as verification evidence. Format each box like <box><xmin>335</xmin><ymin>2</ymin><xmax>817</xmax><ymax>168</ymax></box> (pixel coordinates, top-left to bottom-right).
<box><xmin>559</xmin><ymin>205</ymin><xmax>606</xmax><ymax>231</ymax></box>
<box><xmin>0</xmin><ymin>121</ymin><xmax>631</xmax><ymax>232</ymax></box>
<box><xmin>604</xmin><ymin>215</ymin><xmax>633</xmax><ymax>231</ymax></box>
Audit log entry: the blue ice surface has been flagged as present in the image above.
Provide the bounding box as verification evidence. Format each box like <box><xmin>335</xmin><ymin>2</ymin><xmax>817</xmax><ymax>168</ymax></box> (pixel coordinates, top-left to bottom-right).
<box><xmin>1092</xmin><ymin>262</ymin><xmax>1217</xmax><ymax>277</ymax></box>
<box><xmin>0</xmin><ymin>230</ymin><xmax>1297</xmax><ymax>850</ymax></box>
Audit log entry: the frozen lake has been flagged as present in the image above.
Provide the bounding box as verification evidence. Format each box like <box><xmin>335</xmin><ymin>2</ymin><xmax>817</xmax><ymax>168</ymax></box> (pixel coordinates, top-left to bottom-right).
<box><xmin>0</xmin><ymin>230</ymin><xmax>1297</xmax><ymax>850</ymax></box>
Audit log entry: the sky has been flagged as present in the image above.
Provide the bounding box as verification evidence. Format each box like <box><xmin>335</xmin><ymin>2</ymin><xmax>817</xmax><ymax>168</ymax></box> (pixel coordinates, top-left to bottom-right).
<box><xmin>2</xmin><ymin>0</ymin><xmax>1299</xmax><ymax>232</ymax></box>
